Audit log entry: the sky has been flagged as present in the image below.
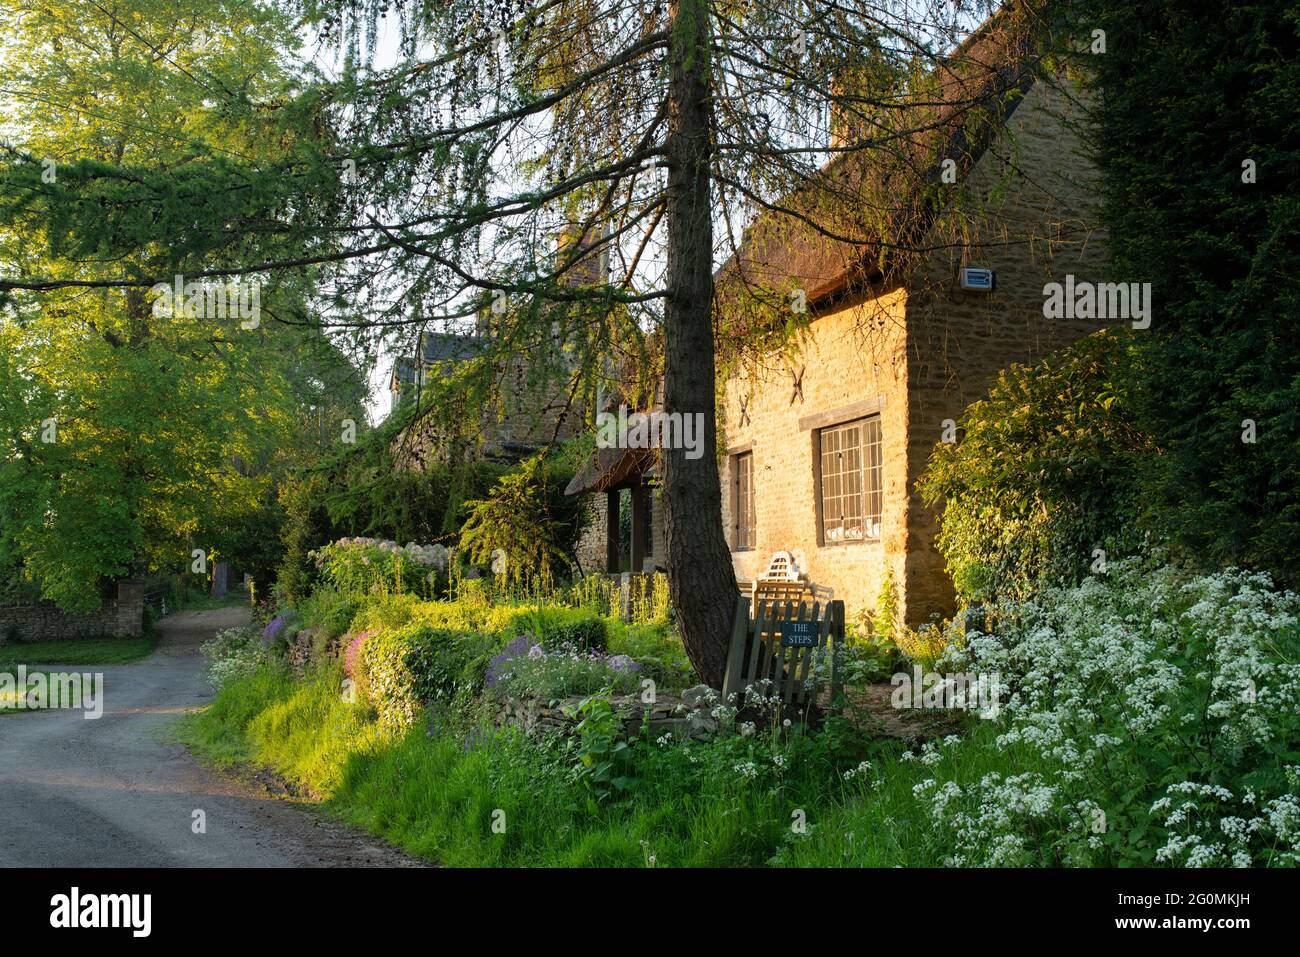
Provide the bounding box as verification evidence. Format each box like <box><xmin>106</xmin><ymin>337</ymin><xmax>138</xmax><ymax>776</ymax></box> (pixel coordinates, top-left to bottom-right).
<box><xmin>303</xmin><ymin>18</ymin><xmax>408</xmax><ymax>424</ymax></box>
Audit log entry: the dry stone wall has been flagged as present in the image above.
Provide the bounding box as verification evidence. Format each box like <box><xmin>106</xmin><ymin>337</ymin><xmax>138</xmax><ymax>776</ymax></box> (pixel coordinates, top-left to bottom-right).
<box><xmin>0</xmin><ymin>579</ymin><xmax>145</xmax><ymax>644</ymax></box>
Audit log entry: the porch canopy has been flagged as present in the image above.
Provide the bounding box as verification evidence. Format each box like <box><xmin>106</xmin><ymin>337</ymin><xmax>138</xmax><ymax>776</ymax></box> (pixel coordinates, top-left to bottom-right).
<box><xmin>566</xmin><ymin>446</ymin><xmax>658</xmax><ymax>573</ymax></box>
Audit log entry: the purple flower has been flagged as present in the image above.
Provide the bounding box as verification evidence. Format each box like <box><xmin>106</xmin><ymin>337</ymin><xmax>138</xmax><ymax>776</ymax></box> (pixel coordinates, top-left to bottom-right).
<box><xmin>262</xmin><ymin>614</ymin><xmax>288</xmax><ymax>647</ymax></box>
<box><xmin>486</xmin><ymin>634</ymin><xmax>540</xmax><ymax>687</ymax></box>
<box><xmin>606</xmin><ymin>654</ymin><xmax>641</xmax><ymax>673</ymax></box>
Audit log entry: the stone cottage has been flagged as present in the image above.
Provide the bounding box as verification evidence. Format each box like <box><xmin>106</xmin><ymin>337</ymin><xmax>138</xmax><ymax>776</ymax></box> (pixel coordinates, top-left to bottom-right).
<box><xmin>388</xmin><ymin>226</ymin><xmax>604</xmax><ymax>470</ymax></box>
<box><xmin>714</xmin><ymin>8</ymin><xmax>1110</xmax><ymax>624</ymax></box>
<box><xmin>389</xmin><ymin>328</ymin><xmax>585</xmax><ymax>470</ymax></box>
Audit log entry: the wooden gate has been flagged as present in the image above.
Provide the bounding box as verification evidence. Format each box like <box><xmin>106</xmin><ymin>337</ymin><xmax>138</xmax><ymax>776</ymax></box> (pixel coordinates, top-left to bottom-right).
<box><xmin>721</xmin><ymin>595</ymin><xmax>843</xmax><ymax>713</ymax></box>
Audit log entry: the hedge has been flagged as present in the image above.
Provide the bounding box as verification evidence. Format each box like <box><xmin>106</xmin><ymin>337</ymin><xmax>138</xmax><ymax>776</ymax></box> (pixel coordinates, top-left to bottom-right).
<box><xmin>361</xmin><ymin>625</ymin><xmax>504</xmax><ymax>732</ymax></box>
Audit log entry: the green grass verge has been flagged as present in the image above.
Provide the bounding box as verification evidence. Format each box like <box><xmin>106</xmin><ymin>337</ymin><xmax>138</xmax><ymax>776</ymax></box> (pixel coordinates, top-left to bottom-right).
<box><xmin>181</xmin><ymin>664</ymin><xmax>1041</xmax><ymax>867</ymax></box>
<box><xmin>0</xmin><ymin>633</ymin><xmax>157</xmax><ymax>666</ymax></box>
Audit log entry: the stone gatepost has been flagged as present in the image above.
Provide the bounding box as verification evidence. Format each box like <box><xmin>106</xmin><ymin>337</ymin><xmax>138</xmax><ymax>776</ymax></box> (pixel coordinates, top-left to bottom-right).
<box><xmin>210</xmin><ymin>561</ymin><xmax>229</xmax><ymax>598</ymax></box>
<box><xmin>115</xmin><ymin>578</ymin><xmax>145</xmax><ymax>637</ymax></box>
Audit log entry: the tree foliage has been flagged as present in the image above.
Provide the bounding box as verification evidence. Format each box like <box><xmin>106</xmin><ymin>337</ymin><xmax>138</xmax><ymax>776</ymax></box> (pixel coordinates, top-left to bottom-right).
<box><xmin>0</xmin><ymin>0</ymin><xmax>367</xmax><ymax>608</ymax></box>
<box><xmin>458</xmin><ymin>447</ymin><xmax>588</xmax><ymax>592</ymax></box>
<box><xmin>1</xmin><ymin>0</ymin><xmax>1050</xmax><ymax>679</ymax></box>
<box><xmin>1080</xmin><ymin>0</ymin><xmax>1300</xmax><ymax>584</ymax></box>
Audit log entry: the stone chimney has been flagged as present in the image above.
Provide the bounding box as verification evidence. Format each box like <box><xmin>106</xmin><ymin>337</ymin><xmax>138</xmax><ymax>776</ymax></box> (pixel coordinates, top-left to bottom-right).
<box><xmin>555</xmin><ymin>224</ymin><xmax>609</xmax><ymax>287</ymax></box>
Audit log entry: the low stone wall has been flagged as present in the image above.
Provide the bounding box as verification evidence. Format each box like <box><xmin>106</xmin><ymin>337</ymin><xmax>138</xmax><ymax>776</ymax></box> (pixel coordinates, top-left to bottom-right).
<box><xmin>498</xmin><ymin>685</ymin><xmax>721</xmax><ymax>741</ymax></box>
<box><xmin>0</xmin><ymin>579</ymin><xmax>145</xmax><ymax>644</ymax></box>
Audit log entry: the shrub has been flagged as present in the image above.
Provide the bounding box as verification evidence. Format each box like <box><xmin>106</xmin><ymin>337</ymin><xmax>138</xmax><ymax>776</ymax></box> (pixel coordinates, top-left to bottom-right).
<box><xmin>924</xmin><ymin>562</ymin><xmax>1300</xmax><ymax>866</ymax></box>
<box><xmin>606</xmin><ymin>620</ymin><xmax>694</xmax><ymax>688</ymax></box>
<box><xmin>503</xmin><ymin>606</ymin><xmax>608</xmax><ymax>653</ymax></box>
<box><xmin>362</xmin><ymin>625</ymin><xmax>502</xmax><ymax>732</ymax></box>
<box><xmin>1083</xmin><ymin>0</ymin><xmax>1300</xmax><ymax>587</ymax></box>
<box><xmin>568</xmin><ymin>574</ymin><xmax>621</xmax><ymax>617</ymax></box>
<box><xmin>458</xmin><ymin>452</ymin><xmax>586</xmax><ymax>590</ymax></box>
<box><xmin>918</xmin><ymin>328</ymin><xmax>1151</xmax><ymax>604</ymax></box>
<box><xmin>568</xmin><ymin>573</ymin><xmax>673</xmax><ymax>625</ymax></box>
<box><xmin>261</xmin><ymin>613</ymin><xmax>298</xmax><ymax>650</ymax></box>
<box><xmin>297</xmin><ymin>586</ymin><xmax>359</xmax><ymax>642</ymax></box>
<box><xmin>862</xmin><ymin>569</ymin><xmax>900</xmax><ymax>642</ymax></box>
<box><xmin>348</xmin><ymin>593</ymin><xmax>424</xmax><ymax>633</ymax></box>
<box><xmin>312</xmin><ymin>537</ymin><xmax>449</xmax><ymax>600</ymax></box>
<box><xmin>893</xmin><ymin>620</ymin><xmax>959</xmax><ymax>673</ymax></box>
<box><xmin>838</xmin><ymin>629</ymin><xmax>901</xmax><ymax>685</ymax></box>
<box><xmin>347</xmin><ymin>594</ymin><xmax>527</xmax><ymax>637</ymax></box>
<box><xmin>409</xmin><ymin>600</ymin><xmax>502</xmax><ymax>633</ymax></box>
<box><xmin>201</xmin><ymin>625</ymin><xmax>259</xmax><ymax>661</ymax></box>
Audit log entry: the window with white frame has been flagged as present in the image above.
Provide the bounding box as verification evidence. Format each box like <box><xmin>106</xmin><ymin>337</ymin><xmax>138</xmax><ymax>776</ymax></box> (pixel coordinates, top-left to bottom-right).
<box><xmin>817</xmin><ymin>417</ymin><xmax>881</xmax><ymax>544</ymax></box>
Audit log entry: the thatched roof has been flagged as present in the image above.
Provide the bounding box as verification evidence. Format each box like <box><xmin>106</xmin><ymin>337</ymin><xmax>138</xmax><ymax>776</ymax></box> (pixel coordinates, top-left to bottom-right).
<box><xmin>714</xmin><ymin>3</ymin><xmax>1043</xmax><ymax>316</ymax></box>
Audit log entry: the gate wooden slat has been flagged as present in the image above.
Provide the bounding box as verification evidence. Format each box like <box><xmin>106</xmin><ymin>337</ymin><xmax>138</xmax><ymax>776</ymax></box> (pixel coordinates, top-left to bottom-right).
<box><xmin>765</xmin><ymin>599</ymin><xmax>780</xmax><ymax>689</ymax></box>
<box><xmin>721</xmin><ymin>597</ymin><xmax>751</xmax><ymax>704</ymax></box>
<box><xmin>790</xmin><ymin>600</ymin><xmax>811</xmax><ymax>707</ymax></box>
<box><xmin>769</xmin><ymin>601</ymin><xmax>785</xmax><ymax>687</ymax></box>
<box><xmin>763</xmin><ymin>599</ymin><xmax>781</xmax><ymax>689</ymax></box>
<box><xmin>760</xmin><ymin>599</ymin><xmax>780</xmax><ymax>702</ymax></box>
<box><xmin>780</xmin><ymin>600</ymin><xmax>794</xmax><ymax>706</ymax></box>
<box><xmin>769</xmin><ymin>600</ymin><xmax>790</xmax><ymax>696</ymax></box>
<box><xmin>748</xmin><ymin>600</ymin><xmax>764</xmax><ymax>686</ymax></box>
<box><xmin>782</xmin><ymin>600</ymin><xmax>802</xmax><ymax>706</ymax></box>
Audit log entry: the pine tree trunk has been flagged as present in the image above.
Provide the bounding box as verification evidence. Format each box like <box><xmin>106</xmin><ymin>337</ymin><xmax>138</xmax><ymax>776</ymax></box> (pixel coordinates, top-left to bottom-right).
<box><xmin>663</xmin><ymin>0</ymin><xmax>737</xmax><ymax>688</ymax></box>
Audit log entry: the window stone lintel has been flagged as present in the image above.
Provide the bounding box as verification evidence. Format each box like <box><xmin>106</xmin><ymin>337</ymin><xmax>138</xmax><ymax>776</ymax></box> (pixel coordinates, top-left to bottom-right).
<box><xmin>798</xmin><ymin>396</ymin><xmax>885</xmax><ymax>433</ymax></box>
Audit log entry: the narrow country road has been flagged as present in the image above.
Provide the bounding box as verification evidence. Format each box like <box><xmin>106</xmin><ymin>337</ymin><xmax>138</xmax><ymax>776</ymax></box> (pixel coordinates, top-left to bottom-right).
<box><xmin>0</xmin><ymin>606</ymin><xmax>423</xmax><ymax>867</ymax></box>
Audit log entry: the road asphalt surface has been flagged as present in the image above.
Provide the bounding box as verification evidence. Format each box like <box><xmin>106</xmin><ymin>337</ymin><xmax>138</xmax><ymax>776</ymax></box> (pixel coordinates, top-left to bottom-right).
<box><xmin>0</xmin><ymin>606</ymin><xmax>423</xmax><ymax>867</ymax></box>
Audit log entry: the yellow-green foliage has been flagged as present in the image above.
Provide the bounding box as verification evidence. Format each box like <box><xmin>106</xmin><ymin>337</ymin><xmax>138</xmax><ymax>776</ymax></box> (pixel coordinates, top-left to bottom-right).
<box><xmin>628</xmin><ymin>574</ymin><xmax>672</xmax><ymax>624</ymax></box>
<box><xmin>892</xmin><ymin>624</ymin><xmax>953</xmax><ymax>673</ymax></box>
<box><xmin>360</xmin><ymin>625</ymin><xmax>502</xmax><ymax>733</ymax></box>
<box><xmin>500</xmin><ymin>606</ymin><xmax>608</xmax><ymax>652</ymax></box>
<box><xmin>359</xmin><ymin>629</ymin><xmax>425</xmax><ymax>733</ymax></box>
<box><xmin>605</xmin><ymin>620</ymin><xmax>693</xmax><ymax>686</ymax></box>
<box><xmin>569</xmin><ymin>572</ymin><xmax>672</xmax><ymax>625</ymax></box>
<box><xmin>459</xmin><ymin>454</ymin><xmax>586</xmax><ymax>591</ymax></box>
<box><xmin>862</xmin><ymin>570</ymin><xmax>900</xmax><ymax>643</ymax></box>
<box><xmin>349</xmin><ymin>594</ymin><xmax>532</xmax><ymax>636</ymax></box>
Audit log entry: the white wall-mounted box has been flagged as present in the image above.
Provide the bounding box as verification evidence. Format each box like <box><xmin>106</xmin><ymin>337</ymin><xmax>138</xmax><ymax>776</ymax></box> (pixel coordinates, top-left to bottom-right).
<box><xmin>959</xmin><ymin>267</ymin><xmax>996</xmax><ymax>291</ymax></box>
